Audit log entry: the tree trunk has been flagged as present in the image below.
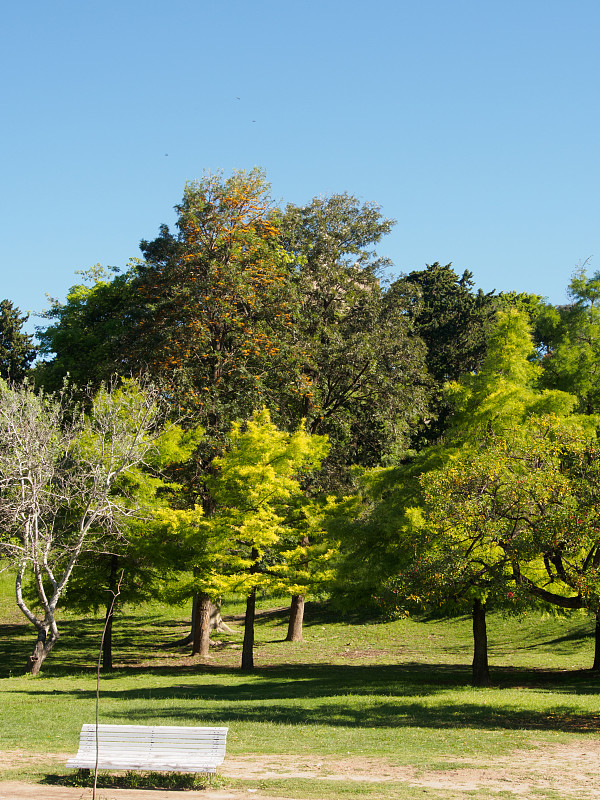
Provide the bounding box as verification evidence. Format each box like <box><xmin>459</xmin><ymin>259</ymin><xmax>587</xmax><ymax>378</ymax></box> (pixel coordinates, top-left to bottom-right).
<box><xmin>471</xmin><ymin>598</ymin><xmax>491</xmax><ymax>687</ymax></box>
<box><xmin>102</xmin><ymin>554</ymin><xmax>119</xmax><ymax>671</ymax></box>
<box><xmin>26</xmin><ymin>627</ymin><xmax>57</xmax><ymax>675</ymax></box>
<box><xmin>286</xmin><ymin>595</ymin><xmax>305</xmax><ymax>642</ymax></box>
<box><xmin>102</xmin><ymin>603</ymin><xmax>114</xmax><ymax>671</ymax></box>
<box><xmin>192</xmin><ymin>593</ymin><xmax>212</xmax><ymax>657</ymax></box>
<box><xmin>286</xmin><ymin>534</ymin><xmax>309</xmax><ymax>642</ymax></box>
<box><xmin>208</xmin><ymin>599</ymin><xmax>234</xmax><ymax>633</ymax></box>
<box><xmin>593</xmin><ymin>611</ymin><xmax>600</xmax><ymax>671</ymax></box>
<box><xmin>241</xmin><ymin>587</ymin><xmax>256</xmax><ymax>671</ymax></box>
<box><xmin>173</xmin><ymin>596</ymin><xmax>233</xmax><ymax>647</ymax></box>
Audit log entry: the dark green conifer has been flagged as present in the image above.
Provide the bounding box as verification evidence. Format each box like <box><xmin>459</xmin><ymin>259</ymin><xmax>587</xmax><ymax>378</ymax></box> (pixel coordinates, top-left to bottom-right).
<box><xmin>0</xmin><ymin>299</ymin><xmax>37</xmax><ymax>381</ymax></box>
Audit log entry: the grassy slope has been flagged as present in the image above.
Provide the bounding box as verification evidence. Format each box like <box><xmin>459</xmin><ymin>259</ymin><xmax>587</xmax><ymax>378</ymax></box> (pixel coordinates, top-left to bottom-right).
<box><xmin>0</xmin><ymin>572</ymin><xmax>598</xmax><ymax>799</ymax></box>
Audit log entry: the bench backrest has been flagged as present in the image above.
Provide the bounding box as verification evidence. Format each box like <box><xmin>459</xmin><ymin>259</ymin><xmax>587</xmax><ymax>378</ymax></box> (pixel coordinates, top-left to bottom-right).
<box><xmin>75</xmin><ymin>724</ymin><xmax>228</xmax><ymax>762</ymax></box>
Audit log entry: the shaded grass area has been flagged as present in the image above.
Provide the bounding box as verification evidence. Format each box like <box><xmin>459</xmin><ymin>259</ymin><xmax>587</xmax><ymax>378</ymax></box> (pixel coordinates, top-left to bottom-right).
<box><xmin>2</xmin><ymin>663</ymin><xmax>599</xmax><ymax>752</ymax></box>
<box><xmin>1</xmin><ymin>598</ymin><xmax>597</xmax><ymax>676</ymax></box>
<box><xmin>43</xmin><ymin>769</ymin><xmax>225</xmax><ymax>791</ymax></box>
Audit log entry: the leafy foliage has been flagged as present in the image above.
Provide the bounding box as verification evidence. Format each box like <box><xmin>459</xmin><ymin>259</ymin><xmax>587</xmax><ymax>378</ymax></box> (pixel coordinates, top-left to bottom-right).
<box><xmin>392</xmin><ymin>262</ymin><xmax>497</xmax><ymax>444</ymax></box>
<box><xmin>161</xmin><ymin>409</ymin><xmax>329</xmax><ymax>604</ymax></box>
<box><xmin>132</xmin><ymin>170</ymin><xmax>295</xmax><ymax>425</ymax></box>
<box><xmin>62</xmin><ymin>422</ymin><xmax>203</xmax><ymax>621</ymax></box>
<box><xmin>279</xmin><ymin>194</ymin><xmax>428</xmax><ymax>490</ymax></box>
<box><xmin>538</xmin><ymin>267</ymin><xmax>600</xmax><ymax>414</ymax></box>
<box><xmin>329</xmin><ymin>310</ymin><xmax>585</xmax><ymax>614</ymax></box>
<box><xmin>445</xmin><ymin>308</ymin><xmax>578</xmax><ymax>439</ymax></box>
<box><xmin>418</xmin><ymin>414</ymin><xmax>600</xmax><ymax>616</ymax></box>
<box><xmin>35</xmin><ymin>265</ymin><xmax>137</xmax><ymax>395</ymax></box>
<box><xmin>0</xmin><ymin>299</ymin><xmax>37</xmax><ymax>381</ymax></box>
<box><xmin>153</xmin><ymin>408</ymin><xmax>329</xmax><ymax>667</ymax></box>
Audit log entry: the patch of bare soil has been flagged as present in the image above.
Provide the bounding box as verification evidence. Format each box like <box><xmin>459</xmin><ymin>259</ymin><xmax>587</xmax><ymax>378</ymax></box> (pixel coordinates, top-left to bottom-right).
<box><xmin>2</xmin><ymin>740</ymin><xmax>600</xmax><ymax>799</ymax></box>
<box><xmin>0</xmin><ymin>781</ymin><xmax>249</xmax><ymax>799</ymax></box>
<box><xmin>222</xmin><ymin>741</ymin><xmax>600</xmax><ymax>798</ymax></box>
<box><xmin>0</xmin><ymin>752</ymin><xmax>72</xmax><ymax>770</ymax></box>
<box><xmin>333</xmin><ymin>648</ymin><xmax>391</xmax><ymax>659</ymax></box>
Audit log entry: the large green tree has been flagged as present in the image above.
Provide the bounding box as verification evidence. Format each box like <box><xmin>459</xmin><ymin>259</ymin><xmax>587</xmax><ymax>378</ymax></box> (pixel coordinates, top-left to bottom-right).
<box><xmin>279</xmin><ymin>193</ymin><xmax>428</xmax><ymax>489</ymax></box>
<box><xmin>0</xmin><ymin>299</ymin><xmax>37</xmax><ymax>381</ymax></box>
<box><xmin>389</xmin><ymin>262</ymin><xmax>497</xmax><ymax>445</ymax></box>
<box><xmin>410</xmin><ymin>309</ymin><xmax>588</xmax><ymax>684</ymax></box>
<box><xmin>417</xmin><ymin>413</ymin><xmax>599</xmax><ymax>684</ymax></box>
<box><xmin>276</xmin><ymin>193</ymin><xmax>429</xmax><ymax>638</ymax></box>
<box><xmin>330</xmin><ymin>310</ymin><xmax>585</xmax><ymax>684</ymax></box>
<box><xmin>128</xmin><ymin>172</ymin><xmax>309</xmax><ymax>652</ymax></box>
<box><xmin>418</xmin><ymin>411</ymin><xmax>600</xmax><ymax>679</ymax></box>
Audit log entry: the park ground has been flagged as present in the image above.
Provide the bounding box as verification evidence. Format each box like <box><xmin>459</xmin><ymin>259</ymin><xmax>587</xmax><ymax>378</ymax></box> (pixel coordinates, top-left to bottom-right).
<box><xmin>2</xmin><ymin>739</ymin><xmax>600</xmax><ymax>799</ymax></box>
<box><xmin>1</xmin><ymin>585</ymin><xmax>600</xmax><ymax>800</ymax></box>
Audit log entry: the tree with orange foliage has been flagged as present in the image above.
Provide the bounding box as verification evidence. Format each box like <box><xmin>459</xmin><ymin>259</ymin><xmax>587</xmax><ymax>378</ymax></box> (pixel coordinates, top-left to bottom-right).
<box><xmin>132</xmin><ymin>170</ymin><xmax>296</xmax><ymax>441</ymax></box>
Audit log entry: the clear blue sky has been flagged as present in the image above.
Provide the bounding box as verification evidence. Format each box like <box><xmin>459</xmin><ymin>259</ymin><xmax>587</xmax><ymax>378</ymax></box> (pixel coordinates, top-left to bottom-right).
<box><xmin>2</xmin><ymin>0</ymin><xmax>599</xmax><ymax>335</ymax></box>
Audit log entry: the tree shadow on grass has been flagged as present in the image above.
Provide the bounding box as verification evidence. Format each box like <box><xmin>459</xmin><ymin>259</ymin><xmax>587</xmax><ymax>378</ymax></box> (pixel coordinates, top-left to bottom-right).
<box><xmin>5</xmin><ymin>612</ymin><xmax>599</xmax><ymax>739</ymax></box>
<box><xmin>11</xmin><ymin>661</ymin><xmax>598</xmax><ymax>734</ymax></box>
<box><xmin>517</xmin><ymin>623</ymin><xmax>595</xmax><ymax>651</ymax></box>
<box><xmin>0</xmin><ymin>623</ymin><xmax>32</xmax><ymax>677</ymax></box>
<box><xmin>7</xmin><ymin>657</ymin><xmax>599</xmax><ymax>697</ymax></box>
<box><xmin>101</xmin><ymin>698</ymin><xmax>600</xmax><ymax>734</ymax></box>
<box><xmin>0</xmin><ymin>614</ymin><xmax>190</xmax><ymax>678</ymax></box>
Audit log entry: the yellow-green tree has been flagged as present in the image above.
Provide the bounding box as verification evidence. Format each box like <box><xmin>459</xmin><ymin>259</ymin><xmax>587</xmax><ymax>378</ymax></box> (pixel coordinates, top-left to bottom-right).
<box><xmin>158</xmin><ymin>409</ymin><xmax>328</xmax><ymax>667</ymax></box>
<box><xmin>402</xmin><ymin>310</ymin><xmax>599</xmax><ymax>684</ymax></box>
<box><xmin>419</xmin><ymin>413</ymin><xmax>599</xmax><ymax>684</ymax></box>
<box><xmin>331</xmin><ymin>310</ymin><xmax>592</xmax><ymax>685</ymax></box>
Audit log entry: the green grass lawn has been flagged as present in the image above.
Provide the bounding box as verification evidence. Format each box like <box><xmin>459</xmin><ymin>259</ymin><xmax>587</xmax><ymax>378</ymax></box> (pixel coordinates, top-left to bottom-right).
<box><xmin>1</xmin><ymin>571</ymin><xmax>599</xmax><ymax>799</ymax></box>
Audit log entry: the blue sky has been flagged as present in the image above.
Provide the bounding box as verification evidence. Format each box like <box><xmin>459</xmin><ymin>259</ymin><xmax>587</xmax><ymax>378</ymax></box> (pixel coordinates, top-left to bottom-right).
<box><xmin>2</xmin><ymin>0</ymin><xmax>599</xmax><ymax>335</ymax></box>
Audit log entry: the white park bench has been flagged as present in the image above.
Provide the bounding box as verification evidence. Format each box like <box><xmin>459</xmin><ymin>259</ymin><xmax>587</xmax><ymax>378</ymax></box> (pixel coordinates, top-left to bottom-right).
<box><xmin>66</xmin><ymin>724</ymin><xmax>228</xmax><ymax>774</ymax></box>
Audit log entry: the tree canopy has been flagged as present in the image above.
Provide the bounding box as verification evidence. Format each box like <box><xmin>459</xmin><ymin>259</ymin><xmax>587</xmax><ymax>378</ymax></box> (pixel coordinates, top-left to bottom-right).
<box><xmin>278</xmin><ymin>193</ymin><xmax>428</xmax><ymax>490</ymax></box>
<box><xmin>35</xmin><ymin>266</ymin><xmax>137</xmax><ymax>395</ymax></box>
<box><xmin>0</xmin><ymin>299</ymin><xmax>37</xmax><ymax>382</ymax></box>
<box><xmin>390</xmin><ymin>262</ymin><xmax>497</xmax><ymax>445</ymax></box>
<box><xmin>10</xmin><ymin>169</ymin><xmax>600</xmax><ymax>680</ymax></box>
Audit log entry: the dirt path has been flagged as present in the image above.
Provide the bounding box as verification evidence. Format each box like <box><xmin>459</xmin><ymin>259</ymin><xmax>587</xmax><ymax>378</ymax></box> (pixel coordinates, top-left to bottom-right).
<box><xmin>222</xmin><ymin>743</ymin><xmax>600</xmax><ymax>797</ymax></box>
<box><xmin>0</xmin><ymin>785</ymin><xmax>238</xmax><ymax>800</ymax></box>
<box><xmin>2</xmin><ymin>740</ymin><xmax>600</xmax><ymax>799</ymax></box>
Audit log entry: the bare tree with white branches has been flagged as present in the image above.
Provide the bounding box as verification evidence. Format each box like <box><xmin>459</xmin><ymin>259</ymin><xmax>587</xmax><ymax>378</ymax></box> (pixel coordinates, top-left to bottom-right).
<box><xmin>0</xmin><ymin>379</ymin><xmax>164</xmax><ymax>674</ymax></box>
